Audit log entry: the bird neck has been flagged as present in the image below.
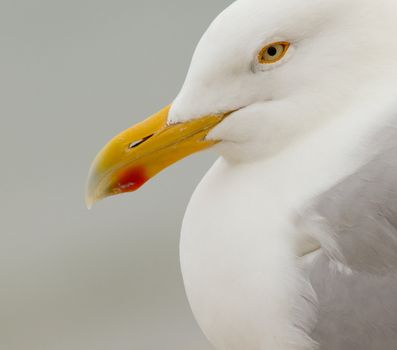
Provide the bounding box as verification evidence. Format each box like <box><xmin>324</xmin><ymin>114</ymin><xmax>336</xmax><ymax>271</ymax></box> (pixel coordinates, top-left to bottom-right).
<box><xmin>179</xmin><ymin>97</ymin><xmax>395</xmax><ymax>350</ymax></box>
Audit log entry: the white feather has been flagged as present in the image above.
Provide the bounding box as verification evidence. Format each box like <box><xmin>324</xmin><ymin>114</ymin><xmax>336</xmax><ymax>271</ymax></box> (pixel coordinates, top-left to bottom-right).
<box><xmin>167</xmin><ymin>0</ymin><xmax>397</xmax><ymax>349</ymax></box>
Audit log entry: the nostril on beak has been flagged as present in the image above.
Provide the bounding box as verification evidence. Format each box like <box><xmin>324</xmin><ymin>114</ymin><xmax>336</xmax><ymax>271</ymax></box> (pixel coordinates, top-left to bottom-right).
<box><xmin>128</xmin><ymin>134</ymin><xmax>154</xmax><ymax>149</ymax></box>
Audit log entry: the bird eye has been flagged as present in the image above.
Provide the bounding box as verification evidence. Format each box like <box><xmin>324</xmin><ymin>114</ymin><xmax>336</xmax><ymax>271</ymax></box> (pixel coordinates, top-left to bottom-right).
<box><xmin>258</xmin><ymin>42</ymin><xmax>290</xmax><ymax>64</ymax></box>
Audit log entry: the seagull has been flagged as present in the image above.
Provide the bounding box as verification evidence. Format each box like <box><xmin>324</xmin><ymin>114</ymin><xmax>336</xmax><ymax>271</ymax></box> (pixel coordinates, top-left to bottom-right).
<box><xmin>86</xmin><ymin>0</ymin><xmax>397</xmax><ymax>349</ymax></box>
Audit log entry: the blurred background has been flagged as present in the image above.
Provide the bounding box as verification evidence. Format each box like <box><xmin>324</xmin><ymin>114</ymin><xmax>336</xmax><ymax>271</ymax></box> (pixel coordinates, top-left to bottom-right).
<box><xmin>0</xmin><ymin>1</ymin><xmax>232</xmax><ymax>349</ymax></box>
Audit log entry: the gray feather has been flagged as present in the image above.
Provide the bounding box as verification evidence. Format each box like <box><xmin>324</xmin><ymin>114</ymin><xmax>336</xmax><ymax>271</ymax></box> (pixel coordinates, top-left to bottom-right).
<box><xmin>304</xmin><ymin>120</ymin><xmax>397</xmax><ymax>274</ymax></box>
<box><xmin>298</xmin><ymin>116</ymin><xmax>397</xmax><ymax>349</ymax></box>
<box><xmin>307</xmin><ymin>253</ymin><xmax>397</xmax><ymax>350</ymax></box>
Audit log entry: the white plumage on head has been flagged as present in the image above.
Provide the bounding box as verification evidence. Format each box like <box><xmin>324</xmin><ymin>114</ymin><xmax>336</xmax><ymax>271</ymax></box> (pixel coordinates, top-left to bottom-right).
<box><xmin>170</xmin><ymin>0</ymin><xmax>397</xmax><ymax>161</ymax></box>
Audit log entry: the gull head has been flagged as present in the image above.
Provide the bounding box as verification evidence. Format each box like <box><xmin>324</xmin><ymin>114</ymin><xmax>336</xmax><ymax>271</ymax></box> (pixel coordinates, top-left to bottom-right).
<box><xmin>86</xmin><ymin>0</ymin><xmax>397</xmax><ymax>206</ymax></box>
<box><xmin>171</xmin><ymin>0</ymin><xmax>397</xmax><ymax>160</ymax></box>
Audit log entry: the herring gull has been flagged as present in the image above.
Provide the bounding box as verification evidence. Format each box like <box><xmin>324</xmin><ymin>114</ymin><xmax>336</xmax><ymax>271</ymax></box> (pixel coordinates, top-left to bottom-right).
<box><xmin>86</xmin><ymin>0</ymin><xmax>397</xmax><ymax>349</ymax></box>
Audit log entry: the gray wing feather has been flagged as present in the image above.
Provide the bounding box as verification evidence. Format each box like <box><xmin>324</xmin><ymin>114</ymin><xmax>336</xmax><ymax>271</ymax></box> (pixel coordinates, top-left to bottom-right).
<box><xmin>304</xmin><ymin>122</ymin><xmax>397</xmax><ymax>274</ymax></box>
<box><xmin>307</xmin><ymin>253</ymin><xmax>397</xmax><ymax>350</ymax></box>
<box><xmin>299</xmin><ymin>117</ymin><xmax>397</xmax><ymax>349</ymax></box>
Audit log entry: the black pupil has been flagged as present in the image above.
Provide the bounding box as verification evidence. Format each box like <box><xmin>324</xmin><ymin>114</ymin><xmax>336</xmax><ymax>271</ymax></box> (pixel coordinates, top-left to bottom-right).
<box><xmin>267</xmin><ymin>46</ymin><xmax>278</xmax><ymax>57</ymax></box>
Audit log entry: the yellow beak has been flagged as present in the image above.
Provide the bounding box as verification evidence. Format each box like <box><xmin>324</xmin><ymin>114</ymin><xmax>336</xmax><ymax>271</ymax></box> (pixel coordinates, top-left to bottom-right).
<box><xmin>86</xmin><ymin>105</ymin><xmax>228</xmax><ymax>207</ymax></box>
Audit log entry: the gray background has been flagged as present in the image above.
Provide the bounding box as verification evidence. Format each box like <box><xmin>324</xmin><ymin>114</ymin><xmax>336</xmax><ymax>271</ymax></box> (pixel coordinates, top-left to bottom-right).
<box><xmin>1</xmin><ymin>1</ymin><xmax>232</xmax><ymax>349</ymax></box>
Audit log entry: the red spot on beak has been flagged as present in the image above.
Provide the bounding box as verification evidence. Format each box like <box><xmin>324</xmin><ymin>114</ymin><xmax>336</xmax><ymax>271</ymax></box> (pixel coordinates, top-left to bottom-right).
<box><xmin>116</xmin><ymin>167</ymin><xmax>148</xmax><ymax>193</ymax></box>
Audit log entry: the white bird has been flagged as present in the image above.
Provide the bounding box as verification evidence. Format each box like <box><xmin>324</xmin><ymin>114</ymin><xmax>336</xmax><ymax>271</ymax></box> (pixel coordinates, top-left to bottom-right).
<box><xmin>86</xmin><ymin>0</ymin><xmax>397</xmax><ymax>349</ymax></box>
